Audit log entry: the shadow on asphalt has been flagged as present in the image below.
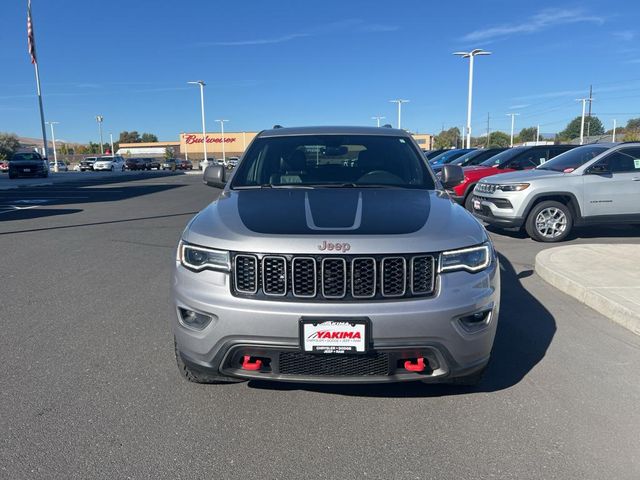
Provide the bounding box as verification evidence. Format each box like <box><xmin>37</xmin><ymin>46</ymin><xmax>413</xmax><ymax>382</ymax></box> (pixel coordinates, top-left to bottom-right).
<box><xmin>247</xmin><ymin>253</ymin><xmax>557</xmax><ymax>397</ymax></box>
<box><xmin>0</xmin><ymin>172</ymin><xmax>188</xmax><ymax>227</ymax></box>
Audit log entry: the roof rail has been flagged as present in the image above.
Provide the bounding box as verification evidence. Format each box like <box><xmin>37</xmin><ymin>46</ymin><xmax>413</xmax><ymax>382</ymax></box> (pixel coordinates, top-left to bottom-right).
<box><xmin>382</xmin><ymin>124</ymin><xmax>393</xmax><ymax>128</ymax></box>
<box><xmin>272</xmin><ymin>124</ymin><xmax>283</xmax><ymax>129</ymax></box>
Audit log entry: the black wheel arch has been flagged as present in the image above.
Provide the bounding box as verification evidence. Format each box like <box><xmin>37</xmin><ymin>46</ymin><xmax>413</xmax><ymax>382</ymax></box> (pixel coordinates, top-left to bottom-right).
<box><xmin>523</xmin><ymin>192</ymin><xmax>582</xmax><ymax>222</ymax></box>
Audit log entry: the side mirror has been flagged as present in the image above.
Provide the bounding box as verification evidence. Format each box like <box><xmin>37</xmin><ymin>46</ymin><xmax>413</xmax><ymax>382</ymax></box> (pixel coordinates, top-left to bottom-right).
<box><xmin>587</xmin><ymin>163</ymin><xmax>609</xmax><ymax>175</ymax></box>
<box><xmin>441</xmin><ymin>164</ymin><xmax>464</xmax><ymax>189</ymax></box>
<box><xmin>203</xmin><ymin>165</ymin><xmax>226</xmax><ymax>188</ymax></box>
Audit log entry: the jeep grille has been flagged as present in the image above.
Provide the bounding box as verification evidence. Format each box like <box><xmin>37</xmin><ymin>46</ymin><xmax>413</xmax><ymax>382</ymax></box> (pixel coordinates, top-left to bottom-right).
<box><xmin>231</xmin><ymin>253</ymin><xmax>436</xmax><ymax>301</ymax></box>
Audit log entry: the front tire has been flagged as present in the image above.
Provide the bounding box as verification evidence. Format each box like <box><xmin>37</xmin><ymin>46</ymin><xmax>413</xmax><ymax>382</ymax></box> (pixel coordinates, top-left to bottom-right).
<box><xmin>464</xmin><ymin>189</ymin><xmax>476</xmax><ymax>212</ymax></box>
<box><xmin>174</xmin><ymin>342</ymin><xmax>242</xmax><ymax>384</ymax></box>
<box><xmin>525</xmin><ymin>200</ymin><xmax>573</xmax><ymax>242</ymax></box>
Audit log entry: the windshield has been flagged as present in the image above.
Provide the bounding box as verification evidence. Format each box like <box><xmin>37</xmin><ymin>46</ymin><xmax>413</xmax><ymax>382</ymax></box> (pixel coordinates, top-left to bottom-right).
<box><xmin>537</xmin><ymin>145</ymin><xmax>609</xmax><ymax>172</ymax></box>
<box><xmin>449</xmin><ymin>150</ymin><xmax>479</xmax><ymax>166</ymax></box>
<box><xmin>11</xmin><ymin>153</ymin><xmax>41</xmax><ymax>162</ymax></box>
<box><xmin>429</xmin><ymin>149</ymin><xmax>473</xmax><ymax>166</ymax></box>
<box><xmin>231</xmin><ymin>134</ymin><xmax>435</xmax><ymax>189</ymax></box>
<box><xmin>479</xmin><ymin>147</ymin><xmax>524</xmax><ymax>167</ymax></box>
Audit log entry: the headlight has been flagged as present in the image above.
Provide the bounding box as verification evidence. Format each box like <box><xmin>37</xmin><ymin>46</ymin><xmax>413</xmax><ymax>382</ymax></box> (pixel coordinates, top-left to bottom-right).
<box><xmin>496</xmin><ymin>183</ymin><xmax>529</xmax><ymax>192</ymax></box>
<box><xmin>439</xmin><ymin>243</ymin><xmax>492</xmax><ymax>273</ymax></box>
<box><xmin>178</xmin><ymin>241</ymin><xmax>230</xmax><ymax>272</ymax></box>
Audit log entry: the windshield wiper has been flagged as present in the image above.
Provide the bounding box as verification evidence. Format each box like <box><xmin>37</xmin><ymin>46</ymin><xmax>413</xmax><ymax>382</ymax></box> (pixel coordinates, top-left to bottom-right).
<box><xmin>233</xmin><ymin>184</ymin><xmax>314</xmax><ymax>190</ymax></box>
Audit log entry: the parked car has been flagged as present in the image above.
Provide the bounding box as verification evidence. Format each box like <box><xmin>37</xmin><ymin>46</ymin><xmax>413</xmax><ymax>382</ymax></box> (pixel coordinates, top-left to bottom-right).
<box><xmin>162</xmin><ymin>159</ymin><xmax>178</xmax><ymax>170</ymax></box>
<box><xmin>429</xmin><ymin>148</ymin><xmax>476</xmax><ymax>167</ymax></box>
<box><xmin>178</xmin><ymin>159</ymin><xmax>193</xmax><ymax>170</ymax></box>
<box><xmin>199</xmin><ymin>157</ymin><xmax>217</xmax><ymax>170</ymax></box>
<box><xmin>172</xmin><ymin>126</ymin><xmax>499</xmax><ymax>386</ymax></box>
<box><xmin>8</xmin><ymin>151</ymin><xmax>49</xmax><ymax>178</ymax></box>
<box><xmin>471</xmin><ymin>143</ymin><xmax>640</xmax><ymax>241</ymax></box>
<box><xmin>48</xmin><ymin>161</ymin><xmax>68</xmax><ymax>172</ymax></box>
<box><xmin>424</xmin><ymin>149</ymin><xmax>449</xmax><ymax>160</ymax></box>
<box><xmin>147</xmin><ymin>158</ymin><xmax>161</xmax><ymax>170</ymax></box>
<box><xmin>125</xmin><ymin>158</ymin><xmax>143</xmax><ymax>170</ymax></box>
<box><xmin>93</xmin><ymin>156</ymin><xmax>125</xmax><ymax>172</ymax></box>
<box><xmin>79</xmin><ymin>157</ymin><xmax>98</xmax><ymax>171</ymax></box>
<box><xmin>450</xmin><ymin>145</ymin><xmax>576</xmax><ymax>210</ymax></box>
<box><xmin>226</xmin><ymin>157</ymin><xmax>240</xmax><ymax>169</ymax></box>
<box><xmin>0</xmin><ymin>159</ymin><xmax>9</xmax><ymax>173</ymax></box>
<box><xmin>432</xmin><ymin>148</ymin><xmax>506</xmax><ymax>175</ymax></box>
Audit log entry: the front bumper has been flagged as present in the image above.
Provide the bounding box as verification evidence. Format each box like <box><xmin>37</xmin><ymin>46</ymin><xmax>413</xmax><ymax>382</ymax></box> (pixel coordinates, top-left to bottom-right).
<box><xmin>471</xmin><ymin>195</ymin><xmax>525</xmax><ymax>228</ymax></box>
<box><xmin>171</xmin><ymin>259</ymin><xmax>500</xmax><ymax>384</ymax></box>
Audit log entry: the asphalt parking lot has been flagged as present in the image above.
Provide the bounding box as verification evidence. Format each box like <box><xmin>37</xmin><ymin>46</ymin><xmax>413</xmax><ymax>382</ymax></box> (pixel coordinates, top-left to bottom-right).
<box><xmin>1</xmin><ymin>172</ymin><xmax>639</xmax><ymax>479</ymax></box>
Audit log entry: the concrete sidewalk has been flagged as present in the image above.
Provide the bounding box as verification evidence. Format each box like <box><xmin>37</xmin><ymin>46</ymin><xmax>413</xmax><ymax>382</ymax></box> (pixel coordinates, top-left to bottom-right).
<box><xmin>536</xmin><ymin>244</ymin><xmax>640</xmax><ymax>335</ymax></box>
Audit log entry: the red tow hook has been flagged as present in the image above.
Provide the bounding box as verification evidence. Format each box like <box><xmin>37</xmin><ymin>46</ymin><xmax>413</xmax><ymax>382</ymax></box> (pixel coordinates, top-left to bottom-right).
<box><xmin>404</xmin><ymin>357</ymin><xmax>426</xmax><ymax>372</ymax></box>
<box><xmin>241</xmin><ymin>355</ymin><xmax>263</xmax><ymax>371</ymax></box>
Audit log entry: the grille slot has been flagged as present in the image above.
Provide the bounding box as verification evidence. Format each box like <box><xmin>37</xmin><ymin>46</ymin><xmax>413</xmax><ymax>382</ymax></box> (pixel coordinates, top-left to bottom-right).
<box><xmin>321</xmin><ymin>258</ymin><xmax>347</xmax><ymax>298</ymax></box>
<box><xmin>292</xmin><ymin>257</ymin><xmax>317</xmax><ymax>298</ymax></box>
<box><xmin>279</xmin><ymin>352</ymin><xmax>390</xmax><ymax>376</ymax></box>
<box><xmin>381</xmin><ymin>257</ymin><xmax>406</xmax><ymax>297</ymax></box>
<box><xmin>232</xmin><ymin>253</ymin><xmax>436</xmax><ymax>301</ymax></box>
<box><xmin>351</xmin><ymin>258</ymin><xmax>376</xmax><ymax>298</ymax></box>
<box><xmin>234</xmin><ymin>255</ymin><xmax>258</xmax><ymax>293</ymax></box>
<box><xmin>411</xmin><ymin>256</ymin><xmax>435</xmax><ymax>294</ymax></box>
<box><xmin>262</xmin><ymin>256</ymin><xmax>287</xmax><ymax>296</ymax></box>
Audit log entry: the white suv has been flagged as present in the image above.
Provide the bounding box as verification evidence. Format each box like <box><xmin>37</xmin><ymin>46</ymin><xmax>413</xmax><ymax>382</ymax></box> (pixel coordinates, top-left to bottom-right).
<box><xmin>471</xmin><ymin>143</ymin><xmax>640</xmax><ymax>241</ymax></box>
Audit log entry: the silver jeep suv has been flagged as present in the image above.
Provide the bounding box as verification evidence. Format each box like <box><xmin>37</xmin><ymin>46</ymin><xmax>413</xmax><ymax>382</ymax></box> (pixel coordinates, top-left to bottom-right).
<box><xmin>471</xmin><ymin>143</ymin><xmax>640</xmax><ymax>241</ymax></box>
<box><xmin>171</xmin><ymin>127</ymin><xmax>500</xmax><ymax>385</ymax></box>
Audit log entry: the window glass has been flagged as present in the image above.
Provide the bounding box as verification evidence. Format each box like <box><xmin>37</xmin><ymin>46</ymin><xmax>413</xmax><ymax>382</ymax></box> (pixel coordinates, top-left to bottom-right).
<box><xmin>599</xmin><ymin>148</ymin><xmax>640</xmax><ymax>173</ymax></box>
<box><xmin>537</xmin><ymin>145</ymin><xmax>608</xmax><ymax>172</ymax></box>
<box><xmin>511</xmin><ymin>150</ymin><xmax>548</xmax><ymax>169</ymax></box>
<box><xmin>231</xmin><ymin>135</ymin><xmax>435</xmax><ymax>189</ymax></box>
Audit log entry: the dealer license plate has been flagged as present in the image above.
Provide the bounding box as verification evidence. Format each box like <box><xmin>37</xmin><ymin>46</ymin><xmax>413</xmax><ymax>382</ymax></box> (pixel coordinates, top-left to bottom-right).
<box><xmin>300</xmin><ymin>318</ymin><xmax>369</xmax><ymax>354</ymax></box>
<box><xmin>23</xmin><ymin>168</ymin><xmax>31</xmax><ymax>172</ymax></box>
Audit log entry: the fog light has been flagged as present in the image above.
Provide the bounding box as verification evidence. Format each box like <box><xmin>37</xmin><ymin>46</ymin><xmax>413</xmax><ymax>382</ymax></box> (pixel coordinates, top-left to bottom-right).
<box><xmin>178</xmin><ymin>308</ymin><xmax>213</xmax><ymax>330</ymax></box>
<box><xmin>458</xmin><ymin>309</ymin><xmax>492</xmax><ymax>332</ymax></box>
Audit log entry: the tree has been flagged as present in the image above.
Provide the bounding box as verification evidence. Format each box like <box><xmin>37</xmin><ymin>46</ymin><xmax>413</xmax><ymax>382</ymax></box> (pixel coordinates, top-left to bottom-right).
<box><xmin>119</xmin><ymin>131</ymin><xmax>141</xmax><ymax>143</ymax></box>
<box><xmin>433</xmin><ymin>127</ymin><xmax>461</xmax><ymax>149</ymax></box>
<box><xmin>487</xmin><ymin>131</ymin><xmax>510</xmax><ymax>148</ymax></box>
<box><xmin>165</xmin><ymin>147</ymin><xmax>174</xmax><ymax>160</ymax></box>
<box><xmin>0</xmin><ymin>132</ymin><xmax>21</xmax><ymax>160</ymax></box>
<box><xmin>518</xmin><ymin>127</ymin><xmax>539</xmax><ymax>143</ymax></box>
<box><xmin>558</xmin><ymin>116</ymin><xmax>604</xmax><ymax>141</ymax></box>
<box><xmin>626</xmin><ymin>118</ymin><xmax>640</xmax><ymax>131</ymax></box>
<box><xmin>141</xmin><ymin>133</ymin><xmax>158</xmax><ymax>143</ymax></box>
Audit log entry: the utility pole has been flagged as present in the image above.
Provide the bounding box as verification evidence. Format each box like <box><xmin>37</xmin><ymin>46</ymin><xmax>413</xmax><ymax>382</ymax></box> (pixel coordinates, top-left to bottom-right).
<box><xmin>96</xmin><ymin>115</ymin><xmax>104</xmax><ymax>154</ymax></box>
<box><xmin>389</xmin><ymin>100</ymin><xmax>409</xmax><ymax>129</ymax></box>
<box><xmin>506</xmin><ymin>113</ymin><xmax>519</xmax><ymax>147</ymax></box>
<box><xmin>216</xmin><ymin>119</ymin><xmax>229</xmax><ymax>164</ymax></box>
<box><xmin>109</xmin><ymin>133</ymin><xmax>115</xmax><ymax>157</ymax></box>
<box><xmin>486</xmin><ymin>112</ymin><xmax>491</xmax><ymax>147</ymax></box>
<box><xmin>188</xmin><ymin>80</ymin><xmax>208</xmax><ymax>169</ymax></box>
<box><xmin>612</xmin><ymin>119</ymin><xmax>617</xmax><ymax>142</ymax></box>
<box><xmin>536</xmin><ymin>125</ymin><xmax>540</xmax><ymax>146</ymax></box>
<box><xmin>586</xmin><ymin>85</ymin><xmax>593</xmax><ymax>137</ymax></box>
<box><xmin>576</xmin><ymin>98</ymin><xmax>588</xmax><ymax>145</ymax></box>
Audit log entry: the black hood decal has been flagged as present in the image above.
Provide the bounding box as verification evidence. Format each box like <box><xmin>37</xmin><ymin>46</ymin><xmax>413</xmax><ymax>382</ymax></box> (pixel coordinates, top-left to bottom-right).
<box><xmin>236</xmin><ymin>189</ymin><xmax>430</xmax><ymax>235</ymax></box>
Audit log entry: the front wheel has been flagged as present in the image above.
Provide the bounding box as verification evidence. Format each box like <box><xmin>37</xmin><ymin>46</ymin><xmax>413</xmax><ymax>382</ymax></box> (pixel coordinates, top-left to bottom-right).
<box><xmin>174</xmin><ymin>342</ymin><xmax>243</xmax><ymax>384</ymax></box>
<box><xmin>463</xmin><ymin>190</ymin><xmax>476</xmax><ymax>212</ymax></box>
<box><xmin>525</xmin><ymin>200</ymin><xmax>573</xmax><ymax>242</ymax></box>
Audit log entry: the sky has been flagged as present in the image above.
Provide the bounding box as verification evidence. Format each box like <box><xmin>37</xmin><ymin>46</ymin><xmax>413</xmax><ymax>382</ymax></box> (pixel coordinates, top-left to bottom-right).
<box><xmin>2</xmin><ymin>0</ymin><xmax>640</xmax><ymax>143</ymax></box>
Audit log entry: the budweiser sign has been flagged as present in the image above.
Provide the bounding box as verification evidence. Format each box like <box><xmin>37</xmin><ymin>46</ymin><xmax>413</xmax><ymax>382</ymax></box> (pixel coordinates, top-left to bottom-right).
<box><xmin>184</xmin><ymin>134</ymin><xmax>237</xmax><ymax>145</ymax></box>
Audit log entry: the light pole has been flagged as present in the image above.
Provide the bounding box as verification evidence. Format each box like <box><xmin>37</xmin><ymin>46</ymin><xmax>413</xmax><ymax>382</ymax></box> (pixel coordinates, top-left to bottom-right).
<box><xmin>371</xmin><ymin>116</ymin><xmax>385</xmax><ymax>127</ymax></box>
<box><xmin>188</xmin><ymin>80</ymin><xmax>208</xmax><ymax>169</ymax></box>
<box><xmin>576</xmin><ymin>98</ymin><xmax>588</xmax><ymax>145</ymax></box>
<box><xmin>109</xmin><ymin>133</ymin><xmax>115</xmax><ymax>157</ymax></box>
<box><xmin>45</xmin><ymin>121</ymin><xmax>59</xmax><ymax>172</ymax></box>
<box><xmin>453</xmin><ymin>49</ymin><xmax>491</xmax><ymax>148</ymax></box>
<box><xmin>389</xmin><ymin>100</ymin><xmax>409</xmax><ymax>129</ymax></box>
<box><xmin>95</xmin><ymin>115</ymin><xmax>104</xmax><ymax>154</ymax></box>
<box><xmin>506</xmin><ymin>113</ymin><xmax>519</xmax><ymax>147</ymax></box>
<box><xmin>612</xmin><ymin>119</ymin><xmax>617</xmax><ymax>142</ymax></box>
<box><xmin>216</xmin><ymin>119</ymin><xmax>229</xmax><ymax>164</ymax></box>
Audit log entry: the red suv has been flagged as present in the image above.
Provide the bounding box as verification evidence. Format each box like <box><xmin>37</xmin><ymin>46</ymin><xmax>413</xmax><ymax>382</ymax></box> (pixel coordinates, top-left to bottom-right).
<box><xmin>450</xmin><ymin>145</ymin><xmax>576</xmax><ymax>210</ymax></box>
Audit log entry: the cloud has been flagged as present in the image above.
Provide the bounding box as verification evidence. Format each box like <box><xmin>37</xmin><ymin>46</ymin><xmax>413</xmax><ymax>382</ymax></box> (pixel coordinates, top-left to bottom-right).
<box><xmin>513</xmin><ymin>89</ymin><xmax>586</xmax><ymax>101</ymax></box>
<box><xmin>197</xmin><ymin>19</ymin><xmax>398</xmax><ymax>47</ymax></box>
<box><xmin>461</xmin><ymin>8</ymin><xmax>604</xmax><ymax>42</ymax></box>
<box><xmin>201</xmin><ymin>33</ymin><xmax>310</xmax><ymax>47</ymax></box>
<box><xmin>508</xmin><ymin>104</ymin><xmax>530</xmax><ymax>109</ymax></box>
<box><xmin>613</xmin><ymin>30</ymin><xmax>636</xmax><ymax>41</ymax></box>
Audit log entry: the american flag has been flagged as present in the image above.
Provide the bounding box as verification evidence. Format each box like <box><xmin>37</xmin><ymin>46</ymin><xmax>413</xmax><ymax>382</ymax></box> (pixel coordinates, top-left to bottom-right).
<box><xmin>27</xmin><ymin>0</ymin><xmax>37</xmax><ymax>64</ymax></box>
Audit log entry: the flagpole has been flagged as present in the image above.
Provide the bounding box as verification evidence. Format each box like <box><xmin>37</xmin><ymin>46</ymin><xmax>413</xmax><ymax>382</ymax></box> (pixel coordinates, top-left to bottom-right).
<box><xmin>28</xmin><ymin>0</ymin><xmax>48</xmax><ymax>160</ymax></box>
<box><xmin>33</xmin><ymin>61</ymin><xmax>48</xmax><ymax>160</ymax></box>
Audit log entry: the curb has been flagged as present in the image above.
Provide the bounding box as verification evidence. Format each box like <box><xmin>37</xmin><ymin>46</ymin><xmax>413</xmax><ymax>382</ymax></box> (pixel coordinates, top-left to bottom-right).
<box><xmin>535</xmin><ymin>246</ymin><xmax>640</xmax><ymax>336</ymax></box>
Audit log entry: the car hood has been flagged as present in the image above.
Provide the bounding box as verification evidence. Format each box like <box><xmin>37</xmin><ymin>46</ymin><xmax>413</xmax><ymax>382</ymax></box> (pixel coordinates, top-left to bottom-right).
<box><xmin>183</xmin><ymin>188</ymin><xmax>487</xmax><ymax>254</ymax></box>
<box><xmin>479</xmin><ymin>169</ymin><xmax>565</xmax><ymax>183</ymax></box>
